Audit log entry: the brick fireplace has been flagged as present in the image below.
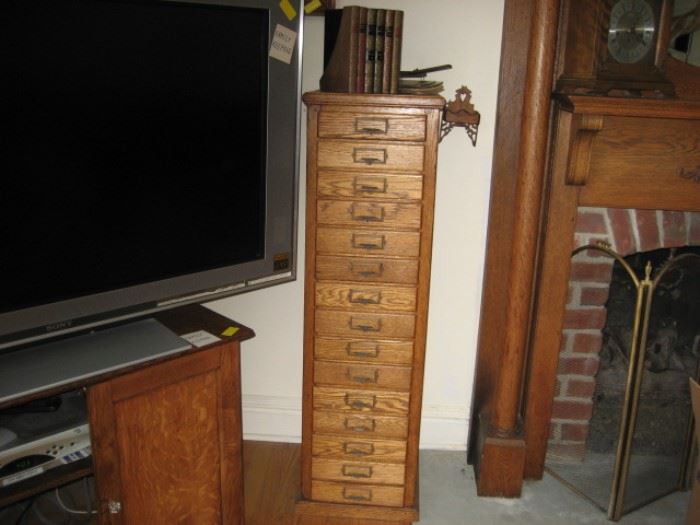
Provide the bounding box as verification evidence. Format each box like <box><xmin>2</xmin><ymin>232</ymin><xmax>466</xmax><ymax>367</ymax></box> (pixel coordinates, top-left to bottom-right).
<box><xmin>548</xmin><ymin>208</ymin><xmax>700</xmax><ymax>461</ymax></box>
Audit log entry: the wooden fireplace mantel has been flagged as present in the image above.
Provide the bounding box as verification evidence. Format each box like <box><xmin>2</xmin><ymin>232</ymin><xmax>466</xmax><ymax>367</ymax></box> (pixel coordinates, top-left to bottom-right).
<box><xmin>470</xmin><ymin>0</ymin><xmax>700</xmax><ymax>497</ymax></box>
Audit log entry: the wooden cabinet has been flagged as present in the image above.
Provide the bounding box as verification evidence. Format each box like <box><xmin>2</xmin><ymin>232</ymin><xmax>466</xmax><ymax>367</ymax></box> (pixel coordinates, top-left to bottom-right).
<box><xmin>297</xmin><ymin>92</ymin><xmax>444</xmax><ymax>522</ymax></box>
<box><xmin>0</xmin><ymin>305</ymin><xmax>252</xmax><ymax>525</ymax></box>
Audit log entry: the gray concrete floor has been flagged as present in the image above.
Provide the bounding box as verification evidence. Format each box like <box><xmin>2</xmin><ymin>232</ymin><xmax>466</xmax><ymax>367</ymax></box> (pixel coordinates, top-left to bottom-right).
<box><xmin>417</xmin><ymin>450</ymin><xmax>690</xmax><ymax>525</ymax></box>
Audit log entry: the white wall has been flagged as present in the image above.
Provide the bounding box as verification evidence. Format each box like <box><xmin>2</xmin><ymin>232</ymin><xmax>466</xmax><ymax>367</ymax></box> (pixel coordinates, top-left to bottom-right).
<box><xmin>207</xmin><ymin>0</ymin><xmax>504</xmax><ymax>449</ymax></box>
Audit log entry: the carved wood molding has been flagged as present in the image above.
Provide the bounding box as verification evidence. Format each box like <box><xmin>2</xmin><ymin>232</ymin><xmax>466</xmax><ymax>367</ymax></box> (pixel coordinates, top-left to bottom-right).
<box><xmin>566</xmin><ymin>114</ymin><xmax>604</xmax><ymax>186</ymax></box>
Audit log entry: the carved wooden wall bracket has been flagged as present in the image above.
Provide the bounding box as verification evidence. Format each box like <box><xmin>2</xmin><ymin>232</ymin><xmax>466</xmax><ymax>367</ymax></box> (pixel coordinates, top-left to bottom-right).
<box><xmin>441</xmin><ymin>86</ymin><xmax>481</xmax><ymax>146</ymax></box>
<box><xmin>565</xmin><ymin>114</ymin><xmax>605</xmax><ymax>186</ymax></box>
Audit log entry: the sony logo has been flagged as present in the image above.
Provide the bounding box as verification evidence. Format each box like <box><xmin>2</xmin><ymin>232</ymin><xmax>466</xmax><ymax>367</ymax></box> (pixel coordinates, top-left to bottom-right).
<box><xmin>46</xmin><ymin>320</ymin><xmax>73</xmax><ymax>332</ymax></box>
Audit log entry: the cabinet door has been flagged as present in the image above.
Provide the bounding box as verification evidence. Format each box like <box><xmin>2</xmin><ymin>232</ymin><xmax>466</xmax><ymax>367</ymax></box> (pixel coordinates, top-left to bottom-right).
<box><xmin>87</xmin><ymin>344</ymin><xmax>243</xmax><ymax>524</ymax></box>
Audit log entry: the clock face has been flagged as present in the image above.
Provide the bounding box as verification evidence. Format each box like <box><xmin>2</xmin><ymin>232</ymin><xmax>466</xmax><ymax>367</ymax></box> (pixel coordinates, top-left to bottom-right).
<box><xmin>607</xmin><ymin>0</ymin><xmax>656</xmax><ymax>64</ymax></box>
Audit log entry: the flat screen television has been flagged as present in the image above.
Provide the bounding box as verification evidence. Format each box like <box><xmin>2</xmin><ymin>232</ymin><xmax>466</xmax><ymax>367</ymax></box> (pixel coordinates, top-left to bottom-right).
<box><xmin>1</xmin><ymin>0</ymin><xmax>303</xmax><ymax>350</ymax></box>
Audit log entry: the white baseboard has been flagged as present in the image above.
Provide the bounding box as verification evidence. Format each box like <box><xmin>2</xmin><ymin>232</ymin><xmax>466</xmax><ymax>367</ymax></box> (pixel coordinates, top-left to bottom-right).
<box><xmin>241</xmin><ymin>395</ymin><xmax>468</xmax><ymax>451</ymax></box>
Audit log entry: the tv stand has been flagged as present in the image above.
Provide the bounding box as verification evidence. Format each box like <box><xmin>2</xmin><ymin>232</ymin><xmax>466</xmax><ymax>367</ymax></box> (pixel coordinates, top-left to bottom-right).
<box><xmin>0</xmin><ymin>304</ymin><xmax>254</xmax><ymax>524</ymax></box>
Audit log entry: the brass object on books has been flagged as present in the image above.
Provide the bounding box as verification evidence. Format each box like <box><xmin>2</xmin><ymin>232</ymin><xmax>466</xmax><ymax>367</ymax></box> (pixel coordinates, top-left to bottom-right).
<box><xmin>440</xmin><ymin>86</ymin><xmax>481</xmax><ymax>146</ymax></box>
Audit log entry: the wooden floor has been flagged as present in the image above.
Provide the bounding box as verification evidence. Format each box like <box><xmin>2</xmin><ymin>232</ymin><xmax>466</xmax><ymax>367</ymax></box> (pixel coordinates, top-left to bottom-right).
<box><xmin>243</xmin><ymin>441</ymin><xmax>409</xmax><ymax>525</ymax></box>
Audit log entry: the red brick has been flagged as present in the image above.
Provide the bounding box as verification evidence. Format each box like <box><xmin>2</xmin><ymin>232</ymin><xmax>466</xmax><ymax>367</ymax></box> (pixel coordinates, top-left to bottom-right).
<box><xmin>554</xmin><ymin>379</ymin><xmax>562</xmax><ymax>398</ymax></box>
<box><xmin>663</xmin><ymin>210</ymin><xmax>687</xmax><ymax>247</ymax></box>
<box><xmin>635</xmin><ymin>209</ymin><xmax>660</xmax><ymax>252</ymax></box>
<box><xmin>551</xmin><ymin>399</ymin><xmax>594</xmax><ymax>420</ymax></box>
<box><xmin>562</xmin><ymin>308</ymin><xmax>607</xmax><ymax>329</ymax></box>
<box><xmin>561</xmin><ymin>423</ymin><xmax>590</xmax><ymax>442</ymax></box>
<box><xmin>572</xmin><ymin>332</ymin><xmax>603</xmax><ymax>354</ymax></box>
<box><xmin>575</xmin><ymin>211</ymin><xmax>607</xmax><ymax>234</ymax></box>
<box><xmin>558</xmin><ymin>356</ymin><xmax>600</xmax><ymax>376</ymax></box>
<box><xmin>689</xmin><ymin>212</ymin><xmax>700</xmax><ymax>245</ymax></box>
<box><xmin>580</xmin><ymin>286</ymin><xmax>609</xmax><ymax>306</ymax></box>
<box><xmin>566</xmin><ymin>378</ymin><xmax>597</xmax><ymax>398</ymax></box>
<box><xmin>550</xmin><ymin>422</ymin><xmax>559</xmax><ymax>440</ymax></box>
<box><xmin>608</xmin><ymin>208</ymin><xmax>635</xmax><ymax>255</ymax></box>
<box><xmin>570</xmin><ymin>262</ymin><xmax>614</xmax><ymax>282</ymax></box>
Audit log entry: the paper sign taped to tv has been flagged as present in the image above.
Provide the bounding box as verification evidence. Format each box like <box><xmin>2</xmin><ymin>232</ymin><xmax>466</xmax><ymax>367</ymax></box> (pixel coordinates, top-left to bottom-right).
<box><xmin>269</xmin><ymin>24</ymin><xmax>297</xmax><ymax>64</ymax></box>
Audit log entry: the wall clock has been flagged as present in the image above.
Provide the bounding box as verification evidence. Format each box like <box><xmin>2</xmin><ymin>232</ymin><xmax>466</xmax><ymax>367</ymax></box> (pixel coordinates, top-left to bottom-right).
<box><xmin>556</xmin><ymin>0</ymin><xmax>675</xmax><ymax>96</ymax></box>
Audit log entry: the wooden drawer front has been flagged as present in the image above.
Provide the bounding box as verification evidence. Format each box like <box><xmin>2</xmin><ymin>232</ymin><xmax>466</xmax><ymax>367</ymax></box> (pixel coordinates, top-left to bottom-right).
<box><xmin>314</xmin><ymin>411</ymin><xmax>408</xmax><ymax>439</ymax></box>
<box><xmin>315</xmin><ymin>338</ymin><xmax>414</xmax><ymax>365</ymax></box>
<box><xmin>316</xmin><ymin>256</ymin><xmax>419</xmax><ymax>285</ymax></box>
<box><xmin>318</xmin><ymin>140</ymin><xmax>424</xmax><ymax>172</ymax></box>
<box><xmin>318</xmin><ymin>172</ymin><xmax>423</xmax><ymax>201</ymax></box>
<box><xmin>316</xmin><ymin>283</ymin><xmax>416</xmax><ymax>313</ymax></box>
<box><xmin>312</xmin><ymin>435</ymin><xmax>407</xmax><ymax>462</ymax></box>
<box><xmin>311</xmin><ymin>480</ymin><xmax>404</xmax><ymax>507</ymax></box>
<box><xmin>317</xmin><ymin>200</ymin><xmax>422</xmax><ymax>230</ymax></box>
<box><xmin>315</xmin><ymin>310</ymin><xmax>415</xmax><ymax>339</ymax></box>
<box><xmin>318</xmin><ymin>111</ymin><xmax>426</xmax><ymax>141</ymax></box>
<box><xmin>314</xmin><ymin>361</ymin><xmax>412</xmax><ymax>391</ymax></box>
<box><xmin>312</xmin><ymin>458</ymin><xmax>405</xmax><ymax>486</ymax></box>
<box><xmin>313</xmin><ymin>386</ymin><xmax>409</xmax><ymax>415</ymax></box>
<box><xmin>317</xmin><ymin>227</ymin><xmax>420</xmax><ymax>257</ymax></box>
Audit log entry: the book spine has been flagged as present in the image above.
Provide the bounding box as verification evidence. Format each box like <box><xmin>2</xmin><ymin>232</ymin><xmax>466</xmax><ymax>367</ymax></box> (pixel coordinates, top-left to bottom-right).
<box><xmin>382</xmin><ymin>10</ymin><xmax>394</xmax><ymax>94</ymax></box>
<box><xmin>390</xmin><ymin>10</ymin><xmax>403</xmax><ymax>94</ymax></box>
<box><xmin>319</xmin><ymin>6</ymin><xmax>361</xmax><ymax>93</ymax></box>
<box><xmin>373</xmin><ymin>9</ymin><xmax>386</xmax><ymax>93</ymax></box>
<box><xmin>356</xmin><ymin>8</ymin><xmax>368</xmax><ymax>93</ymax></box>
<box><xmin>364</xmin><ymin>9</ymin><xmax>376</xmax><ymax>94</ymax></box>
<box><xmin>347</xmin><ymin>6</ymin><xmax>360</xmax><ymax>92</ymax></box>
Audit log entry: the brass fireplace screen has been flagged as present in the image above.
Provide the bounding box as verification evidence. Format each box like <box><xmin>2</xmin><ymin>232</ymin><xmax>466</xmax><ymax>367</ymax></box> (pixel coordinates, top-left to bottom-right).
<box><xmin>546</xmin><ymin>244</ymin><xmax>700</xmax><ymax>521</ymax></box>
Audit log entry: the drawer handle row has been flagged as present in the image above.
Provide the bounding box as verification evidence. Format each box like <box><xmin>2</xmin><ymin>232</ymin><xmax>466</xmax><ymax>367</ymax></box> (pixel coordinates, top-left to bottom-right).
<box><xmin>342</xmin><ymin>464</ymin><xmax>373</xmax><ymax>479</ymax></box>
<box><xmin>343</xmin><ymin>487</ymin><xmax>373</xmax><ymax>502</ymax></box>
<box><xmin>350</xmin><ymin>317</ymin><xmax>382</xmax><ymax>332</ymax></box>
<box><xmin>353</xmin><ymin>147</ymin><xmax>387</xmax><ymax>166</ymax></box>
<box><xmin>346</xmin><ymin>342</ymin><xmax>380</xmax><ymax>358</ymax></box>
<box><xmin>344</xmin><ymin>441</ymin><xmax>375</xmax><ymax>456</ymax></box>
<box><xmin>349</xmin><ymin>290</ymin><xmax>381</xmax><ymax>305</ymax></box>
<box><xmin>352</xmin><ymin>234</ymin><xmax>386</xmax><ymax>251</ymax></box>
<box><xmin>345</xmin><ymin>393</ymin><xmax>377</xmax><ymax>409</ymax></box>
<box><xmin>353</xmin><ymin>176</ymin><xmax>387</xmax><ymax>194</ymax></box>
<box><xmin>355</xmin><ymin>117</ymin><xmax>388</xmax><ymax>135</ymax></box>
<box><xmin>345</xmin><ymin>417</ymin><xmax>376</xmax><ymax>433</ymax></box>
<box><xmin>351</xmin><ymin>262</ymin><xmax>384</xmax><ymax>278</ymax></box>
<box><xmin>346</xmin><ymin>368</ymin><xmax>379</xmax><ymax>385</ymax></box>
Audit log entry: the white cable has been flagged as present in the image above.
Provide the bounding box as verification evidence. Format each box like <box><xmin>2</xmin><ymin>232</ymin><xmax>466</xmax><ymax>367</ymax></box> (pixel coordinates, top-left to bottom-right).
<box><xmin>54</xmin><ymin>487</ymin><xmax>98</xmax><ymax>515</ymax></box>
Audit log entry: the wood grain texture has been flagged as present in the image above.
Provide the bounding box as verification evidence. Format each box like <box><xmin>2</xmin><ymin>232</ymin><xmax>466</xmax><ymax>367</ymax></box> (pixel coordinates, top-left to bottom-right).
<box><xmin>315</xmin><ymin>256</ymin><xmax>419</xmax><ymax>285</ymax></box>
<box><xmin>314</xmin><ymin>411</ymin><xmax>408</xmax><ymax>440</ymax></box>
<box><xmin>315</xmin><ymin>282</ymin><xmax>417</xmax><ymax>312</ymax></box>
<box><xmin>317</xmin><ymin>228</ymin><xmax>420</xmax><ymax>258</ymax></box>
<box><xmin>318</xmin><ymin>111</ymin><xmax>426</xmax><ymax>141</ymax></box>
<box><xmin>317</xmin><ymin>200</ymin><xmax>422</xmax><ymax>230</ymax></box>
<box><xmin>317</xmin><ymin>172</ymin><xmax>423</xmax><ymax>201</ymax></box>
<box><xmin>317</xmin><ymin>141</ymin><xmax>424</xmax><ymax>172</ymax></box>
<box><xmin>314</xmin><ymin>361</ymin><xmax>412</xmax><ymax>391</ymax></box>
<box><xmin>311</xmin><ymin>458</ymin><xmax>406</xmax><ymax>486</ymax></box>
<box><xmin>313</xmin><ymin>386</ymin><xmax>409</xmax><ymax>415</ymax></box>
<box><xmin>312</xmin><ymin>435</ymin><xmax>407</xmax><ymax>463</ymax></box>
<box><xmin>314</xmin><ymin>337</ymin><xmax>414</xmax><ymax>365</ymax></box>
<box><xmin>310</xmin><ymin>481</ymin><xmax>405</xmax><ymax>508</ymax></box>
<box><xmin>315</xmin><ymin>310</ymin><xmax>416</xmax><ymax>340</ymax></box>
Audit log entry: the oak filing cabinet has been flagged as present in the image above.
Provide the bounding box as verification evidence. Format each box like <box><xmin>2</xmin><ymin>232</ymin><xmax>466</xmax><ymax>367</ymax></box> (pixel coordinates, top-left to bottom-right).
<box><xmin>297</xmin><ymin>92</ymin><xmax>444</xmax><ymax>523</ymax></box>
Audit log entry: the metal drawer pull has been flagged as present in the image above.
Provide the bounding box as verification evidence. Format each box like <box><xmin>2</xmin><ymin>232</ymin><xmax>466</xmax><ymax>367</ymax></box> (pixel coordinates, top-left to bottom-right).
<box><xmin>342</xmin><ymin>464</ymin><xmax>373</xmax><ymax>479</ymax></box>
<box><xmin>355</xmin><ymin>117</ymin><xmax>388</xmax><ymax>134</ymax></box>
<box><xmin>350</xmin><ymin>317</ymin><xmax>382</xmax><ymax>332</ymax></box>
<box><xmin>349</xmin><ymin>290</ymin><xmax>381</xmax><ymax>305</ymax></box>
<box><xmin>345</xmin><ymin>393</ymin><xmax>377</xmax><ymax>409</ymax></box>
<box><xmin>353</xmin><ymin>176</ymin><xmax>388</xmax><ymax>194</ymax></box>
<box><xmin>344</xmin><ymin>417</ymin><xmax>376</xmax><ymax>433</ymax></box>
<box><xmin>352</xmin><ymin>234</ymin><xmax>386</xmax><ymax>250</ymax></box>
<box><xmin>346</xmin><ymin>368</ymin><xmax>379</xmax><ymax>385</ymax></box>
<box><xmin>351</xmin><ymin>203</ymin><xmax>385</xmax><ymax>222</ymax></box>
<box><xmin>353</xmin><ymin>147</ymin><xmax>387</xmax><ymax>165</ymax></box>
<box><xmin>351</xmin><ymin>262</ymin><xmax>384</xmax><ymax>278</ymax></box>
<box><xmin>344</xmin><ymin>442</ymin><xmax>375</xmax><ymax>456</ymax></box>
<box><xmin>346</xmin><ymin>342</ymin><xmax>379</xmax><ymax>358</ymax></box>
<box><xmin>343</xmin><ymin>487</ymin><xmax>373</xmax><ymax>502</ymax></box>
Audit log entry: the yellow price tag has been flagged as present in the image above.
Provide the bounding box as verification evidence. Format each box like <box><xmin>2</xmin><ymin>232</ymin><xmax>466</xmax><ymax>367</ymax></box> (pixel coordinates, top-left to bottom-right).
<box><xmin>279</xmin><ymin>0</ymin><xmax>297</xmax><ymax>21</ymax></box>
<box><xmin>304</xmin><ymin>0</ymin><xmax>322</xmax><ymax>14</ymax></box>
<box><xmin>221</xmin><ymin>326</ymin><xmax>240</xmax><ymax>337</ymax></box>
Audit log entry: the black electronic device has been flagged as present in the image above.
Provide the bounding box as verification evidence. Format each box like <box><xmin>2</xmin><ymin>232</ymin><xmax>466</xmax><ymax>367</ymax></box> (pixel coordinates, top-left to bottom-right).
<box><xmin>1</xmin><ymin>0</ymin><xmax>303</xmax><ymax>351</ymax></box>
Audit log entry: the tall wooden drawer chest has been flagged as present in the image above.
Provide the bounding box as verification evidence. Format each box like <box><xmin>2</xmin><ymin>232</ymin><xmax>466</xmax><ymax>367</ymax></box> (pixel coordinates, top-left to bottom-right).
<box><xmin>297</xmin><ymin>92</ymin><xmax>444</xmax><ymax>523</ymax></box>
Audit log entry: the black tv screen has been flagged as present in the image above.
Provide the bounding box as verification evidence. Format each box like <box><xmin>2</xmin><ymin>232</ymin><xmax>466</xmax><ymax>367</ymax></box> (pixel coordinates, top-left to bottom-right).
<box><xmin>1</xmin><ymin>0</ymin><xmax>302</xmax><ymax>348</ymax></box>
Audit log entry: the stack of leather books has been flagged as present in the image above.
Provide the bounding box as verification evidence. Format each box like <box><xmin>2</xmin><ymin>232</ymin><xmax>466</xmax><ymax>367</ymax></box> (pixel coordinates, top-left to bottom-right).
<box><xmin>321</xmin><ymin>6</ymin><xmax>404</xmax><ymax>94</ymax></box>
